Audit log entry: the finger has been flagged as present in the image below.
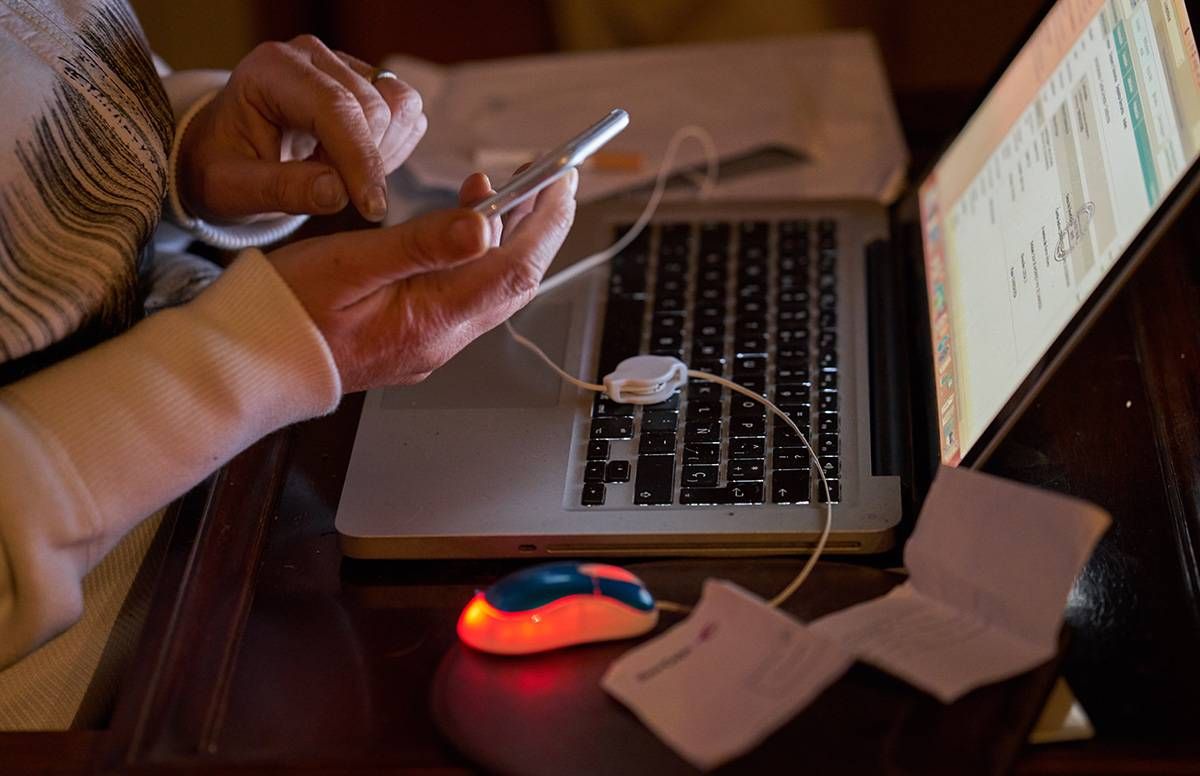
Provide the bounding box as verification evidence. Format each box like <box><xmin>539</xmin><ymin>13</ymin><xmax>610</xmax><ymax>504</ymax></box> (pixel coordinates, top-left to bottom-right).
<box><xmin>445</xmin><ymin>168</ymin><xmax>577</xmax><ymax>326</ymax></box>
<box><xmin>458</xmin><ymin>172</ymin><xmax>493</xmax><ymax>207</ymax></box>
<box><xmin>292</xmin><ymin>36</ymin><xmax>391</xmax><ymax>143</ymax></box>
<box><xmin>337</xmin><ymin>52</ymin><xmax>426</xmax><ymax>171</ymax></box>
<box><xmin>249</xmin><ymin>41</ymin><xmax>388</xmax><ymax>221</ymax></box>
<box><xmin>499</xmin><ymin>163</ymin><xmax>537</xmax><ymax>240</ymax></box>
<box><xmin>200</xmin><ymin>157</ymin><xmax>348</xmax><ymax>219</ymax></box>
<box><xmin>285</xmin><ymin>208</ymin><xmax>493</xmax><ymax>310</ymax></box>
<box><xmin>458</xmin><ymin>173</ymin><xmax>502</xmax><ymax>247</ymax></box>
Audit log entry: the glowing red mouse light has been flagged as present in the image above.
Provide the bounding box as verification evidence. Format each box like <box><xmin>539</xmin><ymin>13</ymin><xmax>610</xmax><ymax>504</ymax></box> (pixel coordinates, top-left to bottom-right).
<box><xmin>456</xmin><ymin>562</ymin><xmax>659</xmax><ymax>655</ymax></box>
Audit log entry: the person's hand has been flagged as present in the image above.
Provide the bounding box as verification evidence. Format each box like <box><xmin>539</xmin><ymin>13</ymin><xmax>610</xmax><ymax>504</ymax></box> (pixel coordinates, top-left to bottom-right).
<box><xmin>268</xmin><ymin>168</ymin><xmax>577</xmax><ymax>392</ymax></box>
<box><xmin>177</xmin><ymin>35</ymin><xmax>426</xmax><ymax>224</ymax></box>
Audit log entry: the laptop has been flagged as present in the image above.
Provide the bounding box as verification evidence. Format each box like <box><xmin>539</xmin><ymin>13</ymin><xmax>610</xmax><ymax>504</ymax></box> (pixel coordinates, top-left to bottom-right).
<box><xmin>336</xmin><ymin>0</ymin><xmax>1200</xmax><ymax>559</ymax></box>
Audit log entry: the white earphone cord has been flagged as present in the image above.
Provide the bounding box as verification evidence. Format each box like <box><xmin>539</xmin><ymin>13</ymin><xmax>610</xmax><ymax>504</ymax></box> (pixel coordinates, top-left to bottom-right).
<box><xmin>505</xmin><ymin>125</ymin><xmax>834</xmax><ymax>613</ymax></box>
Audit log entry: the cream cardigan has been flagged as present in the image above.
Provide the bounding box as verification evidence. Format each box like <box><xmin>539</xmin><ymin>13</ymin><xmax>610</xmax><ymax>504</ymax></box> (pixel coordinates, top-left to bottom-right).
<box><xmin>0</xmin><ymin>0</ymin><xmax>342</xmax><ymax>727</ymax></box>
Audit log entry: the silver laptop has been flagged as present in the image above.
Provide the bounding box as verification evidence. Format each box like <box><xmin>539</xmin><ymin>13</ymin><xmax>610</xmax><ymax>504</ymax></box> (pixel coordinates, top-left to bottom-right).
<box><xmin>336</xmin><ymin>0</ymin><xmax>1200</xmax><ymax>559</ymax></box>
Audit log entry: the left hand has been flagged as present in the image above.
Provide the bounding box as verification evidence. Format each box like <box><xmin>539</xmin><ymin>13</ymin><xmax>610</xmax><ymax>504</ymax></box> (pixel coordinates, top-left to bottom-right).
<box><xmin>177</xmin><ymin>35</ymin><xmax>427</xmax><ymax>224</ymax></box>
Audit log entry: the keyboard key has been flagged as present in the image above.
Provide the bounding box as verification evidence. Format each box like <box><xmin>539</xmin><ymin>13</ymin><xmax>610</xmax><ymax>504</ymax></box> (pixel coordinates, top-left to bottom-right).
<box><xmin>728</xmin><ymin>482</ymin><xmax>764</xmax><ymax>503</ymax></box>
<box><xmin>773</xmin><ymin>418</ymin><xmax>811</xmax><ymax>444</ymax></box>
<box><xmin>730</xmin><ymin>396</ymin><xmax>766</xmax><ymax>417</ymax></box>
<box><xmin>774</xmin><ymin>384</ymin><xmax>810</xmax><ymax>404</ymax></box>
<box><xmin>688</xmin><ymin>381</ymin><xmax>724</xmax><ymax>401</ymax></box>
<box><xmin>817</xmin><ymin>456</ymin><xmax>840</xmax><ymax>478</ymax></box>
<box><xmin>680</xmin><ymin>486</ymin><xmax>731</xmax><ymax>505</ymax></box>
<box><xmin>681</xmin><ymin>482</ymin><xmax>764</xmax><ymax>505</ymax></box>
<box><xmin>694</xmin><ymin>341</ymin><xmax>724</xmax><ymax>360</ymax></box>
<box><xmin>582</xmin><ymin>483</ymin><xmax>606</xmax><ymax>506</ymax></box>
<box><xmin>818</xmin><ymin>413</ymin><xmax>839</xmax><ymax>434</ymax></box>
<box><xmin>816</xmin><ymin>479</ymin><xmax>841</xmax><ymax>503</ymax></box>
<box><xmin>687</xmin><ymin>400</ymin><xmax>722</xmax><ymax>421</ymax></box>
<box><xmin>776</xmin><ymin>362</ymin><xmax>811</xmax><ymax>383</ymax></box>
<box><xmin>685</xmin><ymin>420</ymin><xmax>722</xmax><ymax>444</ymax></box>
<box><xmin>772</xmin><ymin>470</ymin><xmax>810</xmax><ymax>504</ymax></box>
<box><xmin>729</xmin><ymin>438</ymin><xmax>766</xmax><ymax>459</ymax></box>
<box><xmin>733</xmin><ymin>356</ymin><xmax>767</xmax><ymax>376</ymax></box>
<box><xmin>818</xmin><ymin>392</ymin><xmax>839</xmax><ymax>412</ymax></box>
<box><xmin>634</xmin><ymin>455</ymin><xmax>675</xmax><ymax>505</ymax></box>
<box><xmin>591</xmin><ymin>416</ymin><xmax>634</xmax><ymax>439</ymax></box>
<box><xmin>681</xmin><ymin>464</ymin><xmax>720</xmax><ymax>486</ymax></box>
<box><xmin>819</xmin><ymin>291</ymin><xmax>837</xmax><ymax>311</ymax></box>
<box><xmin>587</xmin><ymin>440</ymin><xmax>610</xmax><ymax>460</ymax></box>
<box><xmin>651</xmin><ymin>314</ymin><xmax>685</xmax><ymax>337</ymax></box>
<box><xmin>728</xmin><ymin>459</ymin><xmax>765</xmax><ymax>481</ymax></box>
<box><xmin>647</xmin><ymin>392</ymin><xmax>682</xmax><ymax>411</ymax></box>
<box><xmin>655</xmin><ymin>294</ymin><xmax>686</xmax><ymax>314</ymax></box>
<box><xmin>820</xmin><ymin>310</ymin><xmax>837</xmax><ymax>329</ymax></box>
<box><xmin>605</xmin><ymin>460</ymin><xmax>632</xmax><ymax>483</ymax></box>
<box><xmin>696</xmin><ymin>285</ymin><xmax>725</xmax><ymax>303</ymax></box>
<box><xmin>819</xmin><ymin>350</ymin><xmax>838</xmax><ymax>369</ymax></box>
<box><xmin>694</xmin><ymin>321</ymin><xmax>725</xmax><ymax>340</ymax></box>
<box><xmin>683</xmin><ymin>443</ymin><xmax>721</xmax><ymax>464</ymax></box>
<box><xmin>643</xmin><ymin>410</ymin><xmax>680</xmax><ymax>432</ymax></box>
<box><xmin>734</xmin><ymin>334</ymin><xmax>769</xmax><ymax>356</ymax></box>
<box><xmin>592</xmin><ymin>395</ymin><xmax>633</xmax><ymax>419</ymax></box>
<box><xmin>639</xmin><ymin>431</ymin><xmax>677</xmax><ymax>455</ymax></box>
<box><xmin>778</xmin><ymin>288</ymin><xmax>810</xmax><ymax>306</ymax></box>
<box><xmin>735</xmin><ymin>376</ymin><xmax>766</xmax><ymax>395</ymax></box>
<box><xmin>735</xmin><ymin>317</ymin><xmax>767</xmax><ymax>336</ymax></box>
<box><xmin>585</xmin><ymin>461</ymin><xmax>606</xmax><ymax>483</ymax></box>
<box><xmin>772</xmin><ymin>447</ymin><xmax>811</xmax><ymax>470</ymax></box>
<box><xmin>737</xmin><ymin>297</ymin><xmax>766</xmax><ymax>317</ymax></box>
<box><xmin>691</xmin><ymin>358</ymin><xmax>727</xmax><ymax>376</ymax></box>
<box><xmin>650</xmin><ymin>332</ymin><xmax>683</xmax><ymax>352</ymax></box>
<box><xmin>729</xmin><ymin>416</ymin><xmax>766</xmax><ymax>437</ymax></box>
<box><xmin>818</xmin><ymin>435</ymin><xmax>839</xmax><ymax>456</ymax></box>
<box><xmin>818</xmin><ymin>371</ymin><xmax>837</xmax><ymax>391</ymax></box>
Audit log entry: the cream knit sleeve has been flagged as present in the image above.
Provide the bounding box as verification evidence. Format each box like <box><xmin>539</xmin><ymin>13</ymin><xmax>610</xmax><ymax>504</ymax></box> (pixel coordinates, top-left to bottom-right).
<box><xmin>0</xmin><ymin>249</ymin><xmax>341</xmax><ymax>668</ymax></box>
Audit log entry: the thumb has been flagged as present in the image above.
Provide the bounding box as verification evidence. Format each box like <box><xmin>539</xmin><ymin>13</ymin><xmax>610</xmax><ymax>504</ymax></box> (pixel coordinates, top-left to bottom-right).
<box><xmin>314</xmin><ymin>207</ymin><xmax>492</xmax><ymax>308</ymax></box>
<box><xmin>200</xmin><ymin>158</ymin><xmax>349</xmax><ymax>219</ymax></box>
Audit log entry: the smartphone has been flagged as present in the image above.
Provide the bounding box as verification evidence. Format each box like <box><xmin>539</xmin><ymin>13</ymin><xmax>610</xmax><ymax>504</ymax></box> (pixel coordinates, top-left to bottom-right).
<box><xmin>472</xmin><ymin>109</ymin><xmax>630</xmax><ymax>218</ymax></box>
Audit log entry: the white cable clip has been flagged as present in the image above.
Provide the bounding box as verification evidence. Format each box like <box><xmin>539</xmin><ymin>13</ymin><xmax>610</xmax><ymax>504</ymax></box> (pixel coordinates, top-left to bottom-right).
<box><xmin>603</xmin><ymin>356</ymin><xmax>689</xmax><ymax>404</ymax></box>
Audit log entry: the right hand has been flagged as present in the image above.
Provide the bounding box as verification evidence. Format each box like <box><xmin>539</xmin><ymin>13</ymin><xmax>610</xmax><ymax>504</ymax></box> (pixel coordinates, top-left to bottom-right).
<box><xmin>268</xmin><ymin>169</ymin><xmax>577</xmax><ymax>392</ymax></box>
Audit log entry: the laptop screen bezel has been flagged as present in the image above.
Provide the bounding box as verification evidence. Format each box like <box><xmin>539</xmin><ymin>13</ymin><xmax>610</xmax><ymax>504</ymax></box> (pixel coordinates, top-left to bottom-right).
<box><xmin>905</xmin><ymin>0</ymin><xmax>1200</xmax><ymax>470</ymax></box>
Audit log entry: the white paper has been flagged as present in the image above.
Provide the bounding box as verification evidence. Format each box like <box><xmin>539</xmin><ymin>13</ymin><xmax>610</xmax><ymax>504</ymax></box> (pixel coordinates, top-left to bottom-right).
<box><xmin>602</xmin><ymin>580</ymin><xmax>852</xmax><ymax>771</ymax></box>
<box><xmin>812</xmin><ymin>466</ymin><xmax>1110</xmax><ymax>703</ymax></box>
<box><xmin>383</xmin><ymin>33</ymin><xmax>908</xmax><ymax>207</ymax></box>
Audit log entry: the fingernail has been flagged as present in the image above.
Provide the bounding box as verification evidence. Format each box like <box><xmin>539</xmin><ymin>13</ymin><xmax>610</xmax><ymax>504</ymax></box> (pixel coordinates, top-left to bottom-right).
<box><xmin>313</xmin><ymin>172</ymin><xmax>346</xmax><ymax>210</ymax></box>
<box><xmin>567</xmin><ymin>167</ymin><xmax>579</xmax><ymax>193</ymax></box>
<box><xmin>364</xmin><ymin>185</ymin><xmax>388</xmax><ymax>222</ymax></box>
<box><xmin>451</xmin><ymin>214</ymin><xmax>488</xmax><ymax>253</ymax></box>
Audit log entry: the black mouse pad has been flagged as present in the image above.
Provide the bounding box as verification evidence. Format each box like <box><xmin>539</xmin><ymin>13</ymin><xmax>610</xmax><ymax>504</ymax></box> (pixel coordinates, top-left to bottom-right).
<box><xmin>429</xmin><ymin>560</ymin><xmax>1063</xmax><ymax>775</ymax></box>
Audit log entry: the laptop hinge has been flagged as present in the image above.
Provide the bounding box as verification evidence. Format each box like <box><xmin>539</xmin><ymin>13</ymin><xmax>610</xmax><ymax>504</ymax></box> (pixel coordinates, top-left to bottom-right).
<box><xmin>865</xmin><ymin>238</ymin><xmax>911</xmax><ymax>479</ymax></box>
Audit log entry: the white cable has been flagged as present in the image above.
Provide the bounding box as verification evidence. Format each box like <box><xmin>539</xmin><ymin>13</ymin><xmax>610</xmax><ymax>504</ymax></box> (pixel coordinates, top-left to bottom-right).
<box><xmin>506</xmin><ymin>124</ymin><xmax>833</xmax><ymax>613</ymax></box>
<box><xmin>504</xmin><ymin>320</ymin><xmax>605</xmax><ymax>393</ymax></box>
<box><xmin>535</xmin><ymin>125</ymin><xmax>719</xmax><ymax>298</ymax></box>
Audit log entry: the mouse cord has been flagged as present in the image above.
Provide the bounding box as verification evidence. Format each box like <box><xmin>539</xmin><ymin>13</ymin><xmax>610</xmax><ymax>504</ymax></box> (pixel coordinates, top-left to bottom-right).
<box><xmin>505</xmin><ymin>124</ymin><xmax>833</xmax><ymax>614</ymax></box>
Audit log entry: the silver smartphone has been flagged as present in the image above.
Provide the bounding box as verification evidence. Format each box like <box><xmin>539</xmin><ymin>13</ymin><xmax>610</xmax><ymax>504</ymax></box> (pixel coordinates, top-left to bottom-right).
<box><xmin>472</xmin><ymin>109</ymin><xmax>630</xmax><ymax>218</ymax></box>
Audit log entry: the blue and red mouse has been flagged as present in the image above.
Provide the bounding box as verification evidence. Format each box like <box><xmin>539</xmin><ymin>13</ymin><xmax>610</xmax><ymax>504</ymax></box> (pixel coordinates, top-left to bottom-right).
<box><xmin>457</xmin><ymin>562</ymin><xmax>659</xmax><ymax>655</ymax></box>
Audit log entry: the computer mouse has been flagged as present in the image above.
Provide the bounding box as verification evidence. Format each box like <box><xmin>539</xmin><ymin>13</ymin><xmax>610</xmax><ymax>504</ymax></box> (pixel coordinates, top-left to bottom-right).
<box><xmin>457</xmin><ymin>561</ymin><xmax>659</xmax><ymax>655</ymax></box>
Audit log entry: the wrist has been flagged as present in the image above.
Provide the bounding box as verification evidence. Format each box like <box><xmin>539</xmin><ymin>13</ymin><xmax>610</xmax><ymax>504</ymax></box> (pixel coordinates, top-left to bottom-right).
<box><xmin>167</xmin><ymin>89</ymin><xmax>219</xmax><ymax>226</ymax></box>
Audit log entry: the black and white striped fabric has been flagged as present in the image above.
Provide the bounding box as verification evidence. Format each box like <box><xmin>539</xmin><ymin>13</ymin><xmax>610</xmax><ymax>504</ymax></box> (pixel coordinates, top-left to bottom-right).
<box><xmin>0</xmin><ymin>0</ymin><xmax>183</xmax><ymax>382</ymax></box>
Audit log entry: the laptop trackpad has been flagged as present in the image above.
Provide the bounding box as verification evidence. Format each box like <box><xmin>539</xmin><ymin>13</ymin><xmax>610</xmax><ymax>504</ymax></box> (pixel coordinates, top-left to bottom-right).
<box><xmin>379</xmin><ymin>302</ymin><xmax>574</xmax><ymax>410</ymax></box>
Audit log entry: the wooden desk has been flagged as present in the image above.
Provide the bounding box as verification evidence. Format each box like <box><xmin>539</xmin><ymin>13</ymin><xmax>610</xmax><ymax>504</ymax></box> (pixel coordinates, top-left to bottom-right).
<box><xmin>4</xmin><ymin>96</ymin><xmax>1200</xmax><ymax>774</ymax></box>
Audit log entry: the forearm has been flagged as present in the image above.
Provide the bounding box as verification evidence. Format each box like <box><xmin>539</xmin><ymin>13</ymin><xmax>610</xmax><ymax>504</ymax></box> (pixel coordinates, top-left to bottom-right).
<box><xmin>0</xmin><ymin>250</ymin><xmax>340</xmax><ymax>667</ymax></box>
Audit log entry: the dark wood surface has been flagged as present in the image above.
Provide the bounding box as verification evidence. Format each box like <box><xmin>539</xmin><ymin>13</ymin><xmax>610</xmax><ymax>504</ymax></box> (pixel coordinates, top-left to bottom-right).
<box><xmin>3</xmin><ymin>84</ymin><xmax>1200</xmax><ymax>772</ymax></box>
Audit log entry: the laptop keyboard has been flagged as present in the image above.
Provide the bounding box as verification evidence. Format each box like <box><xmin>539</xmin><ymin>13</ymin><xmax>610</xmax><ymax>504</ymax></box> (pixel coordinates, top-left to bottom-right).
<box><xmin>581</xmin><ymin>218</ymin><xmax>841</xmax><ymax>507</ymax></box>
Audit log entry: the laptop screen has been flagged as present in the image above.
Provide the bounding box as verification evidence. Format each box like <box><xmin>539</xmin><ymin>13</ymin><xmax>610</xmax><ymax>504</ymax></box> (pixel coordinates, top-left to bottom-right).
<box><xmin>918</xmin><ymin>0</ymin><xmax>1200</xmax><ymax>465</ymax></box>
